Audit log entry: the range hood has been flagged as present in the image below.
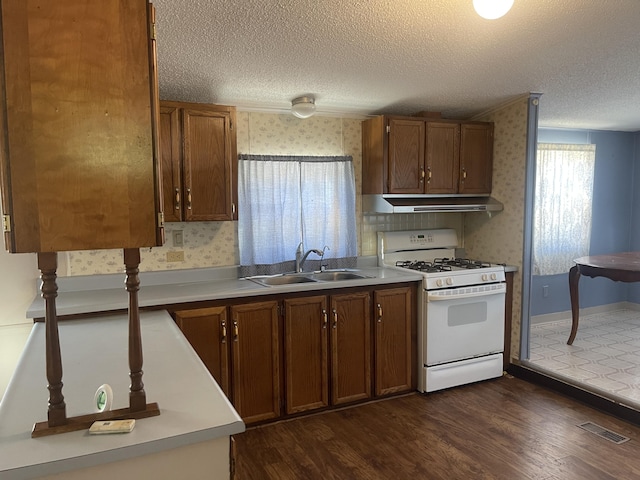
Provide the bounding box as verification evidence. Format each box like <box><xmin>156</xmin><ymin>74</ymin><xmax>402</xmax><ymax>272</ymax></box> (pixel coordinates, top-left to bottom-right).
<box><xmin>362</xmin><ymin>194</ymin><xmax>504</xmax><ymax>214</ymax></box>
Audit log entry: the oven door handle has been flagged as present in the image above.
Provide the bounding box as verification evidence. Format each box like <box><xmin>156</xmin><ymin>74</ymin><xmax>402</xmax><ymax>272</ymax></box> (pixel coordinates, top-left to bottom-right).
<box><xmin>427</xmin><ymin>286</ymin><xmax>506</xmax><ymax>301</ymax></box>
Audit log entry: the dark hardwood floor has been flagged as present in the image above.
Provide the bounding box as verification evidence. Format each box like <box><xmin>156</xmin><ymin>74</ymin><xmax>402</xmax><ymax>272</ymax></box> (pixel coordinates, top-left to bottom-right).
<box><xmin>235</xmin><ymin>375</ymin><xmax>640</xmax><ymax>479</ymax></box>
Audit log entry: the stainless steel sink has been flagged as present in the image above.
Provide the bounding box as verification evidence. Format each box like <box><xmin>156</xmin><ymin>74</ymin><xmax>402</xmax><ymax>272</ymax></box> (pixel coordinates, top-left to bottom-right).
<box><xmin>247</xmin><ymin>274</ymin><xmax>318</xmax><ymax>286</ymax></box>
<box><xmin>247</xmin><ymin>270</ymin><xmax>369</xmax><ymax>286</ymax></box>
<box><xmin>310</xmin><ymin>271</ymin><xmax>368</xmax><ymax>281</ymax></box>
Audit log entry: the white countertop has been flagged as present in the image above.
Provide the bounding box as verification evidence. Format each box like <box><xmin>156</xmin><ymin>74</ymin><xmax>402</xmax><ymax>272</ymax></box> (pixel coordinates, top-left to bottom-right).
<box><xmin>26</xmin><ymin>262</ymin><xmax>423</xmax><ymax>319</ymax></box>
<box><xmin>0</xmin><ymin>311</ymin><xmax>245</xmax><ymax>479</ymax></box>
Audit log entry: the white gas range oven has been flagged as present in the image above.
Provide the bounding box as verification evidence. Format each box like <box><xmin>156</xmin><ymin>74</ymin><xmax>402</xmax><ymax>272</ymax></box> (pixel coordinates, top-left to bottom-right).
<box><xmin>378</xmin><ymin>229</ymin><xmax>505</xmax><ymax>393</ymax></box>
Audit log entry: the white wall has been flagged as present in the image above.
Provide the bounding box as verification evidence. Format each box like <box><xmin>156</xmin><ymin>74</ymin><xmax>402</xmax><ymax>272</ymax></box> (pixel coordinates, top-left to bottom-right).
<box><xmin>0</xmin><ymin>202</ymin><xmax>40</xmax><ymax>400</ymax></box>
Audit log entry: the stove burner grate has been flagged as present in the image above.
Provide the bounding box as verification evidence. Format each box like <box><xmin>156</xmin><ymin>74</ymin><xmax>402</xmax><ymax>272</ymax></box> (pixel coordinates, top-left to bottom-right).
<box><xmin>433</xmin><ymin>257</ymin><xmax>492</xmax><ymax>269</ymax></box>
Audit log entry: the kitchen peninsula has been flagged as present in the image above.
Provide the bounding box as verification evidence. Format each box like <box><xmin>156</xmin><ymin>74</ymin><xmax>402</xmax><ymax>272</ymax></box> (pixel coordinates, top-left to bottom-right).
<box><xmin>0</xmin><ymin>311</ymin><xmax>244</xmax><ymax>480</ymax></box>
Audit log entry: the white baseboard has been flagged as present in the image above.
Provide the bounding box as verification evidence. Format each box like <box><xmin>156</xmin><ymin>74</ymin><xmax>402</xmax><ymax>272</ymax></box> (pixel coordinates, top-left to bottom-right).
<box><xmin>531</xmin><ymin>301</ymin><xmax>640</xmax><ymax>325</ymax></box>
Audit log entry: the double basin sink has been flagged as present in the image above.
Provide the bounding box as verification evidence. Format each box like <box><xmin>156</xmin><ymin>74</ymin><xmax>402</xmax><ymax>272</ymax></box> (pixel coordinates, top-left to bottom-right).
<box><xmin>247</xmin><ymin>270</ymin><xmax>371</xmax><ymax>287</ymax></box>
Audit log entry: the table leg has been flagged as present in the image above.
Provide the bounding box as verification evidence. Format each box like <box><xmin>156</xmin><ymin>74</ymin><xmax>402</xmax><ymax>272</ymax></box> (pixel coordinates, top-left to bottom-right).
<box><xmin>568</xmin><ymin>265</ymin><xmax>580</xmax><ymax>345</ymax></box>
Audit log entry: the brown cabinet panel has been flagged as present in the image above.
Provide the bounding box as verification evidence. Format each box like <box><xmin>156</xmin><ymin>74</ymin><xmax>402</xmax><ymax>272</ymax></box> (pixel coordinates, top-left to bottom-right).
<box><xmin>160</xmin><ymin>106</ymin><xmax>182</xmax><ymax>223</ymax></box>
<box><xmin>284</xmin><ymin>296</ymin><xmax>329</xmax><ymax>414</ymax></box>
<box><xmin>230</xmin><ymin>301</ymin><xmax>280</xmax><ymax>424</ymax></box>
<box><xmin>159</xmin><ymin>101</ymin><xmax>237</xmax><ymax>222</ymax></box>
<box><xmin>362</xmin><ymin>115</ymin><xmax>493</xmax><ymax>197</ymax></box>
<box><xmin>388</xmin><ymin>119</ymin><xmax>425</xmax><ymax>193</ymax></box>
<box><xmin>0</xmin><ymin>0</ymin><xmax>162</xmax><ymax>252</ymax></box>
<box><xmin>331</xmin><ymin>292</ymin><xmax>371</xmax><ymax>405</ymax></box>
<box><xmin>459</xmin><ymin>123</ymin><xmax>494</xmax><ymax>194</ymax></box>
<box><xmin>374</xmin><ymin>287</ymin><xmax>413</xmax><ymax>396</ymax></box>
<box><xmin>174</xmin><ymin>306</ymin><xmax>230</xmax><ymax>396</ymax></box>
<box><xmin>425</xmin><ymin>122</ymin><xmax>460</xmax><ymax>194</ymax></box>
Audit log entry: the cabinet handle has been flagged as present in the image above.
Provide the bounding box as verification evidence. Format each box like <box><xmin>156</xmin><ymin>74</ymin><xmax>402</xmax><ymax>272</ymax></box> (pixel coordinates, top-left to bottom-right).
<box><xmin>377</xmin><ymin>303</ymin><xmax>383</xmax><ymax>323</ymax></box>
<box><xmin>332</xmin><ymin>309</ymin><xmax>338</xmax><ymax>329</ymax></box>
<box><xmin>232</xmin><ymin>203</ymin><xmax>236</xmax><ymax>215</ymax></box>
<box><xmin>186</xmin><ymin>188</ymin><xmax>192</xmax><ymax>210</ymax></box>
<box><xmin>175</xmin><ymin>188</ymin><xmax>180</xmax><ymax>210</ymax></box>
<box><xmin>221</xmin><ymin>320</ymin><xmax>227</xmax><ymax>343</ymax></box>
<box><xmin>427</xmin><ymin>167</ymin><xmax>432</xmax><ymax>182</ymax></box>
<box><xmin>462</xmin><ymin>169</ymin><xmax>467</xmax><ymax>180</ymax></box>
<box><xmin>420</xmin><ymin>167</ymin><xmax>426</xmax><ymax>181</ymax></box>
<box><xmin>322</xmin><ymin>309</ymin><xmax>328</xmax><ymax>329</ymax></box>
<box><xmin>233</xmin><ymin>320</ymin><xmax>239</xmax><ymax>341</ymax></box>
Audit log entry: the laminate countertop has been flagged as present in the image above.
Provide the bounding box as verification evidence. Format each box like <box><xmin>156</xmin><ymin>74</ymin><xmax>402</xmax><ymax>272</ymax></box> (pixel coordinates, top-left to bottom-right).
<box><xmin>26</xmin><ymin>261</ymin><xmax>423</xmax><ymax>319</ymax></box>
<box><xmin>0</xmin><ymin>310</ymin><xmax>245</xmax><ymax>479</ymax></box>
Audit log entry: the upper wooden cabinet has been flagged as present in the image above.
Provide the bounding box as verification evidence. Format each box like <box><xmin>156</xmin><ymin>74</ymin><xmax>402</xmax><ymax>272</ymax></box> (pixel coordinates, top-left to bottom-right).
<box><xmin>0</xmin><ymin>0</ymin><xmax>163</xmax><ymax>253</ymax></box>
<box><xmin>159</xmin><ymin>101</ymin><xmax>237</xmax><ymax>222</ymax></box>
<box><xmin>362</xmin><ymin>116</ymin><xmax>494</xmax><ymax>196</ymax></box>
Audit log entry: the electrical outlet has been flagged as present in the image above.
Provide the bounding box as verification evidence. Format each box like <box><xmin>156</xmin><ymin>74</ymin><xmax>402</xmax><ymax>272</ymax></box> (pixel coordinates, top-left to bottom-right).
<box><xmin>166</xmin><ymin>251</ymin><xmax>184</xmax><ymax>262</ymax></box>
<box><xmin>542</xmin><ymin>285</ymin><xmax>549</xmax><ymax>298</ymax></box>
<box><xmin>172</xmin><ymin>230</ymin><xmax>184</xmax><ymax>247</ymax></box>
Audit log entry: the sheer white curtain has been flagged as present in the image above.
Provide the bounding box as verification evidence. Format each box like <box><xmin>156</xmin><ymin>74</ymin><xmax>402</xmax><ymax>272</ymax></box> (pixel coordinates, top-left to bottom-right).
<box><xmin>301</xmin><ymin>160</ymin><xmax>357</xmax><ymax>260</ymax></box>
<box><xmin>533</xmin><ymin>143</ymin><xmax>596</xmax><ymax>275</ymax></box>
<box><xmin>238</xmin><ymin>155</ymin><xmax>356</xmax><ymax>276</ymax></box>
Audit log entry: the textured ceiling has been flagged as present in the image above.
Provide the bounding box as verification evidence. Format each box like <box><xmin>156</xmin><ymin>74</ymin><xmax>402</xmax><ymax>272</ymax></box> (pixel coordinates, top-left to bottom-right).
<box><xmin>153</xmin><ymin>0</ymin><xmax>640</xmax><ymax>131</ymax></box>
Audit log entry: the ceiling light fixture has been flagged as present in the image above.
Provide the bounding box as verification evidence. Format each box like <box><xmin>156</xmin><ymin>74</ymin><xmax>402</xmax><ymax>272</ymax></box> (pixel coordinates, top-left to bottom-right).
<box><xmin>473</xmin><ymin>0</ymin><xmax>514</xmax><ymax>19</ymax></box>
<box><xmin>291</xmin><ymin>96</ymin><xmax>316</xmax><ymax>119</ymax></box>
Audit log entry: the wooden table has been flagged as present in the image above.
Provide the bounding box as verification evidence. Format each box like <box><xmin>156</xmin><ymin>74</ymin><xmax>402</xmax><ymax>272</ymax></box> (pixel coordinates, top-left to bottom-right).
<box><xmin>568</xmin><ymin>252</ymin><xmax>640</xmax><ymax>345</ymax></box>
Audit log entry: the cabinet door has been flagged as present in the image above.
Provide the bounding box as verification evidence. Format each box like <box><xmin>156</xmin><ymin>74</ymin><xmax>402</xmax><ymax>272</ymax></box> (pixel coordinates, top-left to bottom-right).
<box><xmin>230</xmin><ymin>301</ymin><xmax>280</xmax><ymax>424</ymax></box>
<box><xmin>425</xmin><ymin>122</ymin><xmax>460</xmax><ymax>194</ymax></box>
<box><xmin>182</xmin><ymin>108</ymin><xmax>236</xmax><ymax>221</ymax></box>
<box><xmin>331</xmin><ymin>292</ymin><xmax>371</xmax><ymax>405</ymax></box>
<box><xmin>374</xmin><ymin>287</ymin><xmax>413</xmax><ymax>396</ymax></box>
<box><xmin>388</xmin><ymin>119</ymin><xmax>425</xmax><ymax>194</ymax></box>
<box><xmin>174</xmin><ymin>307</ymin><xmax>230</xmax><ymax>396</ymax></box>
<box><xmin>0</xmin><ymin>0</ymin><xmax>161</xmax><ymax>253</ymax></box>
<box><xmin>284</xmin><ymin>296</ymin><xmax>329</xmax><ymax>414</ymax></box>
<box><xmin>459</xmin><ymin>123</ymin><xmax>493</xmax><ymax>194</ymax></box>
<box><xmin>159</xmin><ymin>105</ymin><xmax>182</xmax><ymax>222</ymax></box>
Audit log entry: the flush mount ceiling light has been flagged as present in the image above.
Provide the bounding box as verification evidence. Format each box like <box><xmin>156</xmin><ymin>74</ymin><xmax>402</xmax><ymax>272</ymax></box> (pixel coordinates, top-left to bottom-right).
<box><xmin>473</xmin><ymin>0</ymin><xmax>514</xmax><ymax>19</ymax></box>
<box><xmin>291</xmin><ymin>96</ymin><xmax>316</xmax><ymax>119</ymax></box>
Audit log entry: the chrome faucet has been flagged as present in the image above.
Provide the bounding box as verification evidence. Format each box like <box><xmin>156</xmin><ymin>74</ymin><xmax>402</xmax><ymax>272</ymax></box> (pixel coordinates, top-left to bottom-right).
<box><xmin>295</xmin><ymin>242</ymin><xmax>323</xmax><ymax>273</ymax></box>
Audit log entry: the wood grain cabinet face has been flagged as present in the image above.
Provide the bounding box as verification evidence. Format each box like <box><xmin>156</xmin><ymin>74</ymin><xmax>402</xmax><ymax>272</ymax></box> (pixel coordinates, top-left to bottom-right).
<box><xmin>229</xmin><ymin>301</ymin><xmax>280</xmax><ymax>424</ymax></box>
<box><xmin>159</xmin><ymin>101</ymin><xmax>237</xmax><ymax>222</ymax></box>
<box><xmin>374</xmin><ymin>287</ymin><xmax>413</xmax><ymax>396</ymax></box>
<box><xmin>458</xmin><ymin>123</ymin><xmax>494</xmax><ymax>194</ymax></box>
<box><xmin>331</xmin><ymin>291</ymin><xmax>372</xmax><ymax>405</ymax></box>
<box><xmin>283</xmin><ymin>296</ymin><xmax>329</xmax><ymax>414</ymax></box>
<box><xmin>174</xmin><ymin>307</ymin><xmax>230</xmax><ymax>397</ymax></box>
<box><xmin>362</xmin><ymin>115</ymin><xmax>493</xmax><ymax>196</ymax></box>
<box><xmin>0</xmin><ymin>0</ymin><xmax>163</xmax><ymax>252</ymax></box>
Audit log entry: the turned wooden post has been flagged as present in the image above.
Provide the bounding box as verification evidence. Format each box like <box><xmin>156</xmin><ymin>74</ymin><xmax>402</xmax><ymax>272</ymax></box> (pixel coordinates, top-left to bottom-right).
<box><xmin>38</xmin><ymin>252</ymin><xmax>67</xmax><ymax>426</ymax></box>
<box><xmin>124</xmin><ymin>248</ymin><xmax>146</xmax><ymax>412</ymax></box>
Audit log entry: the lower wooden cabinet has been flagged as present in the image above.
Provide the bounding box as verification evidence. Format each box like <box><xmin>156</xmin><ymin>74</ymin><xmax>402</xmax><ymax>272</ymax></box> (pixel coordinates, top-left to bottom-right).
<box><xmin>331</xmin><ymin>292</ymin><xmax>372</xmax><ymax>405</ymax></box>
<box><xmin>174</xmin><ymin>306</ymin><xmax>230</xmax><ymax>396</ymax></box>
<box><xmin>283</xmin><ymin>291</ymin><xmax>373</xmax><ymax>414</ymax></box>
<box><xmin>173</xmin><ymin>301</ymin><xmax>280</xmax><ymax>425</ymax></box>
<box><xmin>374</xmin><ymin>287</ymin><xmax>413</xmax><ymax>395</ymax></box>
<box><xmin>283</xmin><ymin>295</ymin><xmax>329</xmax><ymax>414</ymax></box>
<box><xmin>229</xmin><ymin>301</ymin><xmax>280</xmax><ymax>424</ymax></box>
<box><xmin>173</xmin><ymin>283</ymin><xmax>415</xmax><ymax>425</ymax></box>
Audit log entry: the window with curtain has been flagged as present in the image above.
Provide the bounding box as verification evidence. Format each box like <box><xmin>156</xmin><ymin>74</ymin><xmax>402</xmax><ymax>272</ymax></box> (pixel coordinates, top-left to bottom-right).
<box><xmin>237</xmin><ymin>154</ymin><xmax>357</xmax><ymax>277</ymax></box>
<box><xmin>533</xmin><ymin>143</ymin><xmax>596</xmax><ymax>276</ymax></box>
